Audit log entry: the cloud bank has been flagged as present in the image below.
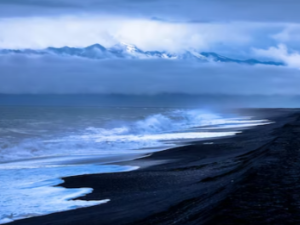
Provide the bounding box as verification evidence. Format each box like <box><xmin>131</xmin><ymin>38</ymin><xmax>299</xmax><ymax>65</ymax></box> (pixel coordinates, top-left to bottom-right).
<box><xmin>1</xmin><ymin>15</ymin><xmax>300</xmax><ymax>59</ymax></box>
<box><xmin>0</xmin><ymin>17</ymin><xmax>276</xmax><ymax>53</ymax></box>
<box><xmin>0</xmin><ymin>55</ymin><xmax>299</xmax><ymax>95</ymax></box>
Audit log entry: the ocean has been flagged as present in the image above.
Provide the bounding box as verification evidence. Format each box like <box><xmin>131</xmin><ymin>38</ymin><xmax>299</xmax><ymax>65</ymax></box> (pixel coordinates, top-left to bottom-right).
<box><xmin>0</xmin><ymin>106</ymin><xmax>270</xmax><ymax>224</ymax></box>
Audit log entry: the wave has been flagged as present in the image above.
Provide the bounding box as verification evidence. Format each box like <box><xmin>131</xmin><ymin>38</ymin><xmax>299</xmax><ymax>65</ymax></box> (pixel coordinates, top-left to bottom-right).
<box><xmin>0</xmin><ymin>109</ymin><xmax>269</xmax><ymax>163</ymax></box>
<box><xmin>85</xmin><ymin>110</ymin><xmax>224</xmax><ymax>135</ymax></box>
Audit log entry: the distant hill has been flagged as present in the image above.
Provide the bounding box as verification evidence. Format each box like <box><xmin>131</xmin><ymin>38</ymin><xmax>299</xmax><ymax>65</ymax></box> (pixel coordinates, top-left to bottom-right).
<box><xmin>0</xmin><ymin>43</ymin><xmax>284</xmax><ymax>66</ymax></box>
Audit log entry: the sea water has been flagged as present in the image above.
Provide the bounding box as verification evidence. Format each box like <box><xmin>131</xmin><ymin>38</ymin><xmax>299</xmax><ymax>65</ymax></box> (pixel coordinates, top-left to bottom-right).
<box><xmin>0</xmin><ymin>106</ymin><xmax>270</xmax><ymax>223</ymax></box>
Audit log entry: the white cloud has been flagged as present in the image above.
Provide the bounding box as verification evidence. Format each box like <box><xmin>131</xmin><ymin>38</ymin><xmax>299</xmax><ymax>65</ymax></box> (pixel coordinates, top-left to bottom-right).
<box><xmin>0</xmin><ymin>16</ymin><xmax>275</xmax><ymax>53</ymax></box>
<box><xmin>273</xmin><ymin>24</ymin><xmax>300</xmax><ymax>42</ymax></box>
<box><xmin>253</xmin><ymin>44</ymin><xmax>300</xmax><ymax>69</ymax></box>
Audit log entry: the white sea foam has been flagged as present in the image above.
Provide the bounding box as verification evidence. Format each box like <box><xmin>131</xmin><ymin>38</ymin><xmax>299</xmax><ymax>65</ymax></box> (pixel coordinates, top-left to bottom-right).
<box><xmin>205</xmin><ymin>121</ymin><xmax>273</xmax><ymax>129</ymax></box>
<box><xmin>0</xmin><ymin>164</ymin><xmax>137</xmax><ymax>224</ymax></box>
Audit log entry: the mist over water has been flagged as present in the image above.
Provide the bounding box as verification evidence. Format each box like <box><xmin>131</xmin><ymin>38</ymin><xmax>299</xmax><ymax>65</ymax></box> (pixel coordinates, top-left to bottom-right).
<box><xmin>1</xmin><ymin>94</ymin><xmax>300</xmax><ymax>108</ymax></box>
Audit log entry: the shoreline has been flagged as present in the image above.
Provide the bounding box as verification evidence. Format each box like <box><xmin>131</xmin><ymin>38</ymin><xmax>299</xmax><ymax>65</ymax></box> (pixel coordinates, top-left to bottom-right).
<box><xmin>9</xmin><ymin>109</ymin><xmax>299</xmax><ymax>225</ymax></box>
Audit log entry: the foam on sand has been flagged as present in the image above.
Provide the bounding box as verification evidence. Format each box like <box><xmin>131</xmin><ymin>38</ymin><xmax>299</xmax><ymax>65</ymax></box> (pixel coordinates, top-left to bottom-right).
<box><xmin>0</xmin><ymin>164</ymin><xmax>137</xmax><ymax>224</ymax></box>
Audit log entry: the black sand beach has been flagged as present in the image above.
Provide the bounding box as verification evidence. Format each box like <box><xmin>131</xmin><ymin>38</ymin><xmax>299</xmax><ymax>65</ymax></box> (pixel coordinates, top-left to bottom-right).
<box><xmin>10</xmin><ymin>109</ymin><xmax>300</xmax><ymax>225</ymax></box>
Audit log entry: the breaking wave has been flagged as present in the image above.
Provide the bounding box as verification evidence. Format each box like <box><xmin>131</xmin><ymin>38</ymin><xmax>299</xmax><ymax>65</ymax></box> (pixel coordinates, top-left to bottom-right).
<box><xmin>0</xmin><ymin>109</ymin><xmax>268</xmax><ymax>162</ymax></box>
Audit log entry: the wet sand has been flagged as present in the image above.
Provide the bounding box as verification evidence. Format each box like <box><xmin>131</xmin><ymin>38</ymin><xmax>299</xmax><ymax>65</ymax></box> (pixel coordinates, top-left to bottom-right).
<box><xmin>10</xmin><ymin>109</ymin><xmax>300</xmax><ymax>225</ymax></box>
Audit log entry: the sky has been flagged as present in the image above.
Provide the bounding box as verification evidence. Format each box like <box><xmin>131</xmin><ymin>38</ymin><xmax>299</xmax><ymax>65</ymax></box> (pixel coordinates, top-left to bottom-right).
<box><xmin>0</xmin><ymin>0</ymin><xmax>299</xmax><ymax>96</ymax></box>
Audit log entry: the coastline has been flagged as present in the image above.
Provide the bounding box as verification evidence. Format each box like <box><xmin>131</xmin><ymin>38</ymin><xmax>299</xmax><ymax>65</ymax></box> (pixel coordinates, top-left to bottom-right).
<box><xmin>9</xmin><ymin>108</ymin><xmax>299</xmax><ymax>225</ymax></box>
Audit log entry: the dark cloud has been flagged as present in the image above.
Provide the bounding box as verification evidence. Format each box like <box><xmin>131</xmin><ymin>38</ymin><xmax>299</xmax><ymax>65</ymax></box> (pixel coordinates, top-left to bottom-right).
<box><xmin>0</xmin><ymin>0</ymin><xmax>73</xmax><ymax>7</ymax></box>
<box><xmin>0</xmin><ymin>0</ymin><xmax>300</xmax><ymax>22</ymax></box>
<box><xmin>0</xmin><ymin>54</ymin><xmax>299</xmax><ymax>95</ymax></box>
